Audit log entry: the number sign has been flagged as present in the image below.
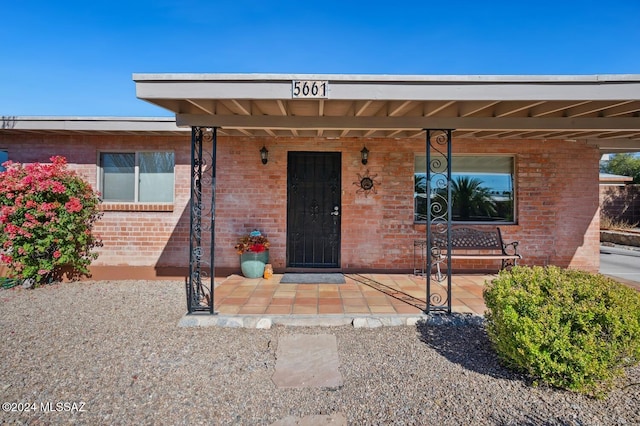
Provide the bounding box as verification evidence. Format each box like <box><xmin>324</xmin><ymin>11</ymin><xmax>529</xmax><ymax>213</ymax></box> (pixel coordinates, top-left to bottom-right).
<box><xmin>292</xmin><ymin>80</ymin><xmax>329</xmax><ymax>98</ymax></box>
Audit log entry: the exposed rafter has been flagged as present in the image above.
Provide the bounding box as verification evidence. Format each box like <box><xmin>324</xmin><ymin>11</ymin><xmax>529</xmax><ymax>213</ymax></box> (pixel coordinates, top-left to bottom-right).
<box><xmin>459</xmin><ymin>101</ymin><xmax>500</xmax><ymax>117</ymax></box>
<box><xmin>185</xmin><ymin>99</ymin><xmax>215</xmax><ymax>115</ymax></box>
<box><xmin>494</xmin><ymin>101</ymin><xmax>546</xmax><ymax>117</ymax></box>
<box><xmin>230</xmin><ymin>99</ymin><xmax>251</xmax><ymax>115</ymax></box>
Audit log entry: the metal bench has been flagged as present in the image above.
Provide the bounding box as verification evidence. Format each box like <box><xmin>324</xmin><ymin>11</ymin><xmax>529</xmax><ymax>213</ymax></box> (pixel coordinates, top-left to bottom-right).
<box><xmin>414</xmin><ymin>226</ymin><xmax>521</xmax><ymax>276</ymax></box>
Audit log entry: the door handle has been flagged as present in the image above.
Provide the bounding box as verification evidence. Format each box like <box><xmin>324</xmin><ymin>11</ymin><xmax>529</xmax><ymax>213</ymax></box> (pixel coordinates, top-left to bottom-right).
<box><xmin>330</xmin><ymin>206</ymin><xmax>340</xmax><ymax>216</ymax></box>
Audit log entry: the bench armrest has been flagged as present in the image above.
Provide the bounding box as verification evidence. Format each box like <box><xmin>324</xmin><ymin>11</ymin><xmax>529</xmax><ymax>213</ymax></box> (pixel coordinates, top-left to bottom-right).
<box><xmin>502</xmin><ymin>240</ymin><xmax>519</xmax><ymax>257</ymax></box>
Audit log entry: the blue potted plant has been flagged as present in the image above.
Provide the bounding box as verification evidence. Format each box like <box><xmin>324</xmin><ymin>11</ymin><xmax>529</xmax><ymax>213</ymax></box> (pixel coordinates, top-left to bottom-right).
<box><xmin>235</xmin><ymin>230</ymin><xmax>270</xmax><ymax>278</ymax></box>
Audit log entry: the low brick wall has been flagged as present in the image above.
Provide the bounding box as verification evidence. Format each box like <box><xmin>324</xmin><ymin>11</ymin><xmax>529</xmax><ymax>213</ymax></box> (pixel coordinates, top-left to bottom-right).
<box><xmin>600</xmin><ymin>230</ymin><xmax>640</xmax><ymax>247</ymax></box>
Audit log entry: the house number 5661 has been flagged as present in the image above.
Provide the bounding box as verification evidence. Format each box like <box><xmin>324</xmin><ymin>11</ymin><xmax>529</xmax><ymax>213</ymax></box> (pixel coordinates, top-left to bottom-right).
<box><xmin>292</xmin><ymin>80</ymin><xmax>328</xmax><ymax>98</ymax></box>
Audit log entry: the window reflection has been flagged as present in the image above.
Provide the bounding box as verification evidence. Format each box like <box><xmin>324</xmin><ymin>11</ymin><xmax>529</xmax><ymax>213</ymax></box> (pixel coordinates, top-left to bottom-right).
<box><xmin>100</xmin><ymin>152</ymin><xmax>174</xmax><ymax>203</ymax></box>
<box><xmin>415</xmin><ymin>156</ymin><xmax>515</xmax><ymax>223</ymax></box>
<box><xmin>101</xmin><ymin>153</ymin><xmax>135</xmax><ymax>201</ymax></box>
<box><xmin>139</xmin><ymin>152</ymin><xmax>174</xmax><ymax>202</ymax></box>
<box><xmin>0</xmin><ymin>150</ymin><xmax>8</xmax><ymax>172</ymax></box>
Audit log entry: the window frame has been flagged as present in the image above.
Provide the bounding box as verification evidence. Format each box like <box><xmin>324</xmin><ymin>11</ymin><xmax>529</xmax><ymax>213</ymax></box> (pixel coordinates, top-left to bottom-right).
<box><xmin>414</xmin><ymin>154</ymin><xmax>516</xmax><ymax>225</ymax></box>
<box><xmin>97</xmin><ymin>150</ymin><xmax>175</xmax><ymax>204</ymax></box>
<box><xmin>0</xmin><ymin>149</ymin><xmax>8</xmax><ymax>172</ymax></box>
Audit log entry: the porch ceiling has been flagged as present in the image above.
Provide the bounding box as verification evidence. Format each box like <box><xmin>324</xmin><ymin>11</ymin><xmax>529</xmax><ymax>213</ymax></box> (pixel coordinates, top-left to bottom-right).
<box><xmin>134</xmin><ymin>73</ymin><xmax>640</xmax><ymax>153</ymax></box>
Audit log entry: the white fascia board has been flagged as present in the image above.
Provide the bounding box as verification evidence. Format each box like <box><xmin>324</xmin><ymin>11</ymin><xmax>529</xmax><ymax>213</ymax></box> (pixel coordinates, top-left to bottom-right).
<box><xmin>328</xmin><ymin>82</ymin><xmax>640</xmax><ymax>101</ymax></box>
<box><xmin>136</xmin><ymin>80</ymin><xmax>291</xmax><ymax>100</ymax></box>
<box><xmin>2</xmin><ymin>116</ymin><xmax>186</xmax><ymax>132</ymax></box>
<box><xmin>135</xmin><ymin>77</ymin><xmax>640</xmax><ymax>102</ymax></box>
<box><xmin>132</xmin><ymin>73</ymin><xmax>640</xmax><ymax>83</ymax></box>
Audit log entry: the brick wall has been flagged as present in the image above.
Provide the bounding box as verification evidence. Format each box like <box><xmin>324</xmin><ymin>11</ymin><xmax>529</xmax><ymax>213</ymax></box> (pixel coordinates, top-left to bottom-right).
<box><xmin>0</xmin><ymin>134</ymin><xmax>192</xmax><ymax>274</ymax></box>
<box><xmin>0</xmin><ymin>133</ymin><xmax>601</xmax><ymax>275</ymax></box>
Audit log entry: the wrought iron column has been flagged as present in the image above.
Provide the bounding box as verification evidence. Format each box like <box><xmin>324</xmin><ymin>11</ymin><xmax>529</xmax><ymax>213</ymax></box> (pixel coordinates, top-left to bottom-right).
<box><xmin>186</xmin><ymin>127</ymin><xmax>216</xmax><ymax>314</ymax></box>
<box><xmin>425</xmin><ymin>129</ymin><xmax>452</xmax><ymax>314</ymax></box>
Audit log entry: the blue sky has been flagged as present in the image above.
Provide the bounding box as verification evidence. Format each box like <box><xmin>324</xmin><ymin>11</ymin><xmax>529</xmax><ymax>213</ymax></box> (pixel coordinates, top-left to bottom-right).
<box><xmin>2</xmin><ymin>1</ymin><xmax>639</xmax><ymax>117</ymax></box>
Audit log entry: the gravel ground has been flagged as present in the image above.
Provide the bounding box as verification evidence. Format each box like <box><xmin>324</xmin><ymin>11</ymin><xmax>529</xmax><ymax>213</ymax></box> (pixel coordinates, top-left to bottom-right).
<box><xmin>1</xmin><ymin>280</ymin><xmax>639</xmax><ymax>425</ymax></box>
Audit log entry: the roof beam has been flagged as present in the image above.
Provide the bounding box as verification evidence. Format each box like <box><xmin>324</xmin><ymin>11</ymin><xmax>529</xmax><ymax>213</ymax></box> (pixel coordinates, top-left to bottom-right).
<box><xmin>230</xmin><ymin>99</ymin><xmax>251</xmax><ymax>115</ymax></box>
<box><xmin>185</xmin><ymin>99</ymin><xmax>215</xmax><ymax>115</ymax></box>
<box><xmin>458</xmin><ymin>101</ymin><xmax>500</xmax><ymax>117</ymax></box>
<box><xmin>407</xmin><ymin>130</ymin><xmax>425</xmax><ymax>138</ymax></box>
<box><xmin>389</xmin><ymin>100</ymin><xmax>414</xmax><ymax>116</ymax></box>
<box><xmin>453</xmin><ymin>130</ymin><xmax>480</xmax><ymax>138</ymax></box>
<box><xmin>177</xmin><ymin>114</ymin><xmax>640</xmax><ymax>132</ymax></box>
<box><xmin>558</xmin><ymin>131</ymin><xmax>605</xmax><ymax>139</ymax></box>
<box><xmin>470</xmin><ymin>130</ymin><xmax>515</xmax><ymax>139</ymax></box>
<box><xmin>276</xmin><ymin>100</ymin><xmax>287</xmax><ymax>115</ymax></box>
<box><xmin>528</xmin><ymin>101</ymin><xmax>590</xmax><ymax>117</ymax></box>
<box><xmin>494</xmin><ymin>101</ymin><xmax>546</xmax><ymax>117</ymax></box>
<box><xmin>564</xmin><ymin>101</ymin><xmax>632</xmax><ymax>117</ymax></box>
<box><xmin>425</xmin><ymin>101</ymin><xmax>456</xmax><ymax>117</ymax></box>
<box><xmin>587</xmin><ymin>138</ymin><xmax>640</xmax><ymax>153</ymax></box>
<box><xmin>601</xmin><ymin>101</ymin><xmax>640</xmax><ymax>117</ymax></box>
<box><xmin>355</xmin><ymin>100</ymin><xmax>373</xmax><ymax>116</ymax></box>
<box><xmin>595</xmin><ymin>131</ymin><xmax>640</xmax><ymax>140</ymax></box>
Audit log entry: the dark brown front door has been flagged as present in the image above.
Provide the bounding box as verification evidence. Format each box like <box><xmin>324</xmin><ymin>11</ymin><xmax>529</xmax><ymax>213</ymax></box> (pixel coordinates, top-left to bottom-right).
<box><xmin>287</xmin><ymin>152</ymin><xmax>341</xmax><ymax>268</ymax></box>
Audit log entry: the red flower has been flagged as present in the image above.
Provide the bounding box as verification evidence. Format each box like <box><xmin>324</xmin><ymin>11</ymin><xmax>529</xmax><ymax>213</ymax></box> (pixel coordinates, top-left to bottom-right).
<box><xmin>0</xmin><ymin>156</ymin><xmax>102</xmax><ymax>286</ymax></box>
<box><xmin>65</xmin><ymin>197</ymin><xmax>83</xmax><ymax>213</ymax></box>
<box><xmin>249</xmin><ymin>243</ymin><xmax>266</xmax><ymax>253</ymax></box>
<box><xmin>50</xmin><ymin>156</ymin><xmax>67</xmax><ymax>165</ymax></box>
<box><xmin>234</xmin><ymin>231</ymin><xmax>270</xmax><ymax>254</ymax></box>
<box><xmin>51</xmin><ymin>181</ymin><xmax>66</xmax><ymax>194</ymax></box>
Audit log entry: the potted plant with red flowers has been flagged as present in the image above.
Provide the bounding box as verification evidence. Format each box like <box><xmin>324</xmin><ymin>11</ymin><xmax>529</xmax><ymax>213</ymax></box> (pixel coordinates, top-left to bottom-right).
<box><xmin>235</xmin><ymin>230</ymin><xmax>270</xmax><ymax>278</ymax></box>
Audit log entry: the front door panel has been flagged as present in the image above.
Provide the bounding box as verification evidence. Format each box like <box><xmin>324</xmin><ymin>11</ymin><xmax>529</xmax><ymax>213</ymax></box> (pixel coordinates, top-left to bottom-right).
<box><xmin>287</xmin><ymin>152</ymin><xmax>341</xmax><ymax>268</ymax></box>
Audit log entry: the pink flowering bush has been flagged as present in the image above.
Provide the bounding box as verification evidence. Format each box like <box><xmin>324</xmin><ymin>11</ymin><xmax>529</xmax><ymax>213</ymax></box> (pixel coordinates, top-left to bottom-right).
<box><xmin>0</xmin><ymin>156</ymin><xmax>102</xmax><ymax>286</ymax></box>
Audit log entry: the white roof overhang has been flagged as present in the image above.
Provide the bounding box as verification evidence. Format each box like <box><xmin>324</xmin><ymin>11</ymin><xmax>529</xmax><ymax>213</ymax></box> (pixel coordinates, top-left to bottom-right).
<box><xmin>0</xmin><ymin>116</ymin><xmax>188</xmax><ymax>136</ymax></box>
<box><xmin>133</xmin><ymin>73</ymin><xmax>640</xmax><ymax>153</ymax></box>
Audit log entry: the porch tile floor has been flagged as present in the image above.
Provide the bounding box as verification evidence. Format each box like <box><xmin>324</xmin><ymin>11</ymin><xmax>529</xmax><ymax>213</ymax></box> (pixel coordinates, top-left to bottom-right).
<box><xmin>212</xmin><ymin>273</ymin><xmax>496</xmax><ymax>317</ymax></box>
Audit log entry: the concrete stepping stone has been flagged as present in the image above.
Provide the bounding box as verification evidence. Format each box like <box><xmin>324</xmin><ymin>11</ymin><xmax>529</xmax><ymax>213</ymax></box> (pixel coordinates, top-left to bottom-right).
<box><xmin>272</xmin><ymin>334</ymin><xmax>343</xmax><ymax>388</ymax></box>
<box><xmin>270</xmin><ymin>413</ymin><xmax>347</xmax><ymax>425</ymax></box>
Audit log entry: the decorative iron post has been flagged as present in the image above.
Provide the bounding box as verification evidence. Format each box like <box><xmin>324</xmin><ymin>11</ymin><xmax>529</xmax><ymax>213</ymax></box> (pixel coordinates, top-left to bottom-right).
<box><xmin>186</xmin><ymin>127</ymin><xmax>216</xmax><ymax>314</ymax></box>
<box><xmin>425</xmin><ymin>129</ymin><xmax>452</xmax><ymax>314</ymax></box>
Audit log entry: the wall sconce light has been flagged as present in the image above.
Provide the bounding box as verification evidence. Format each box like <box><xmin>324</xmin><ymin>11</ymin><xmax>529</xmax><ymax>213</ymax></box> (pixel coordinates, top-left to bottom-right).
<box><xmin>260</xmin><ymin>145</ymin><xmax>269</xmax><ymax>165</ymax></box>
<box><xmin>360</xmin><ymin>146</ymin><xmax>369</xmax><ymax>165</ymax></box>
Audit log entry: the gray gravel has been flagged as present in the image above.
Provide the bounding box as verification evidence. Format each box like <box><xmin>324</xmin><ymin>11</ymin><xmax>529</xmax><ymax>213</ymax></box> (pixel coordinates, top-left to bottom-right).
<box><xmin>1</xmin><ymin>280</ymin><xmax>639</xmax><ymax>425</ymax></box>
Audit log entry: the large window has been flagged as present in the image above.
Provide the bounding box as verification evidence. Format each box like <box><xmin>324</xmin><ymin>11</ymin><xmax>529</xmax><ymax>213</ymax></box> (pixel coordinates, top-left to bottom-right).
<box><xmin>0</xmin><ymin>150</ymin><xmax>7</xmax><ymax>172</ymax></box>
<box><xmin>415</xmin><ymin>155</ymin><xmax>515</xmax><ymax>223</ymax></box>
<box><xmin>99</xmin><ymin>152</ymin><xmax>175</xmax><ymax>202</ymax></box>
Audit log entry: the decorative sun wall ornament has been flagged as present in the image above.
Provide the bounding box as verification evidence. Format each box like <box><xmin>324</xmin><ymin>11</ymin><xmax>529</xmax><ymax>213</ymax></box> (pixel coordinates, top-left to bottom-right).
<box><xmin>353</xmin><ymin>169</ymin><xmax>380</xmax><ymax>197</ymax></box>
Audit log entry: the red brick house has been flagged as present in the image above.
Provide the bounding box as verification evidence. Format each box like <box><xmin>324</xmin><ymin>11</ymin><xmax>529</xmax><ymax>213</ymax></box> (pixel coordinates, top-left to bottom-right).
<box><xmin>2</xmin><ymin>74</ymin><xmax>640</xmax><ymax>290</ymax></box>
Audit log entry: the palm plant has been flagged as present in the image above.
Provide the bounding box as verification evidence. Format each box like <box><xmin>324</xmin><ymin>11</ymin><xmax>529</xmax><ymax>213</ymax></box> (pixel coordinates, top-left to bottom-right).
<box><xmin>414</xmin><ymin>173</ymin><xmax>427</xmax><ymax>221</ymax></box>
<box><xmin>452</xmin><ymin>176</ymin><xmax>497</xmax><ymax>220</ymax></box>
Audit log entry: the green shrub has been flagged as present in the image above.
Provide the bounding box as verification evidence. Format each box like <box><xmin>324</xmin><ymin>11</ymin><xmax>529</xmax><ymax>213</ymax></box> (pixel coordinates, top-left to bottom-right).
<box><xmin>483</xmin><ymin>265</ymin><xmax>640</xmax><ymax>396</ymax></box>
<box><xmin>0</xmin><ymin>156</ymin><xmax>102</xmax><ymax>286</ymax></box>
